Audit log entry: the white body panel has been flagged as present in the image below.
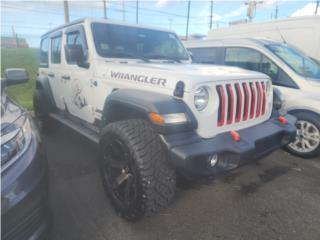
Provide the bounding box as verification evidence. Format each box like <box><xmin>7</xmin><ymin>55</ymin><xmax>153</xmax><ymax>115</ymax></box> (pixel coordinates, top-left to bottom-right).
<box><xmin>39</xmin><ymin>18</ymin><xmax>273</xmax><ymax>139</ymax></box>
<box><xmin>207</xmin><ymin>16</ymin><xmax>320</xmax><ymax>61</ymax></box>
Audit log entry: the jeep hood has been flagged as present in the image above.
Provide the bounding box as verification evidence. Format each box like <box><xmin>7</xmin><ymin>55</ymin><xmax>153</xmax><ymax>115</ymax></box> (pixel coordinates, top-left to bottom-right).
<box><xmin>98</xmin><ymin>61</ymin><xmax>269</xmax><ymax>92</ymax></box>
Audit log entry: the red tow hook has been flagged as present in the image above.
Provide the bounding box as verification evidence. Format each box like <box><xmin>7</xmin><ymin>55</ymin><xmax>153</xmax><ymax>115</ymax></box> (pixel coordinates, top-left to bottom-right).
<box><xmin>230</xmin><ymin>131</ymin><xmax>241</xmax><ymax>141</ymax></box>
<box><xmin>278</xmin><ymin>116</ymin><xmax>288</xmax><ymax>125</ymax></box>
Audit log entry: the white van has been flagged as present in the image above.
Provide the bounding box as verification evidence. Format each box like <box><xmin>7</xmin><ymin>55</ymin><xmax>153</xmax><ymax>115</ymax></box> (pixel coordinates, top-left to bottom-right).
<box><xmin>207</xmin><ymin>16</ymin><xmax>320</xmax><ymax>62</ymax></box>
<box><xmin>185</xmin><ymin>38</ymin><xmax>320</xmax><ymax>158</ymax></box>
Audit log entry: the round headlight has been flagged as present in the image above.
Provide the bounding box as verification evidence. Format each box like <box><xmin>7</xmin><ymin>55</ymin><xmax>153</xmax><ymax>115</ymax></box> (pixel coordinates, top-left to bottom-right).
<box><xmin>194</xmin><ymin>86</ymin><xmax>209</xmax><ymax>111</ymax></box>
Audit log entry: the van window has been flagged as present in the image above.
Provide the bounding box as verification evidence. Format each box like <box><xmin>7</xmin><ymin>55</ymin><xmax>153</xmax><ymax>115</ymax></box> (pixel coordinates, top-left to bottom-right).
<box><xmin>189</xmin><ymin>47</ymin><xmax>218</xmax><ymax>64</ymax></box>
<box><xmin>225</xmin><ymin>48</ymin><xmax>261</xmax><ymax>72</ymax></box>
<box><xmin>40</xmin><ymin>37</ymin><xmax>49</xmax><ymax>67</ymax></box>
<box><xmin>51</xmin><ymin>36</ymin><xmax>62</xmax><ymax>64</ymax></box>
<box><xmin>266</xmin><ymin>43</ymin><xmax>320</xmax><ymax>80</ymax></box>
<box><xmin>225</xmin><ymin>47</ymin><xmax>297</xmax><ymax>88</ymax></box>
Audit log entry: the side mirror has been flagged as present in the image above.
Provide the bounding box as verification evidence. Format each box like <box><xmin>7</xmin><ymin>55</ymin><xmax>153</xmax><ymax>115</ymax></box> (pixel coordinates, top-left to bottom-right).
<box><xmin>4</xmin><ymin>68</ymin><xmax>29</xmax><ymax>86</ymax></box>
<box><xmin>188</xmin><ymin>51</ymin><xmax>194</xmax><ymax>61</ymax></box>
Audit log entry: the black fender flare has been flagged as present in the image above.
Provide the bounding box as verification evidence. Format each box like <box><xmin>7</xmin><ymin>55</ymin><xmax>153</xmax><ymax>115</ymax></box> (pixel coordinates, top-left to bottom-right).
<box><xmin>101</xmin><ymin>89</ymin><xmax>197</xmax><ymax>134</ymax></box>
<box><xmin>34</xmin><ymin>75</ymin><xmax>56</xmax><ymax>113</ymax></box>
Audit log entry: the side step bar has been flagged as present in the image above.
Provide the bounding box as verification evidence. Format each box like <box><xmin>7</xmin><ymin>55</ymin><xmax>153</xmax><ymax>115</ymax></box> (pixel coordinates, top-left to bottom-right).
<box><xmin>49</xmin><ymin>113</ymin><xmax>99</xmax><ymax>144</ymax></box>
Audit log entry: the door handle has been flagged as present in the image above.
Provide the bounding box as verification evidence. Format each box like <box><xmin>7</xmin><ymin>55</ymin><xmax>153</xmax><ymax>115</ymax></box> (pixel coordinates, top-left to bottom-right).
<box><xmin>48</xmin><ymin>73</ymin><xmax>55</xmax><ymax>77</ymax></box>
<box><xmin>62</xmin><ymin>75</ymin><xmax>71</xmax><ymax>80</ymax></box>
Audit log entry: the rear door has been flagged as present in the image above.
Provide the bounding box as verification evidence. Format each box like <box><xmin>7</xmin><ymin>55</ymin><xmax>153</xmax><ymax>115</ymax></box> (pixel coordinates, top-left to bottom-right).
<box><xmin>47</xmin><ymin>31</ymin><xmax>67</xmax><ymax>110</ymax></box>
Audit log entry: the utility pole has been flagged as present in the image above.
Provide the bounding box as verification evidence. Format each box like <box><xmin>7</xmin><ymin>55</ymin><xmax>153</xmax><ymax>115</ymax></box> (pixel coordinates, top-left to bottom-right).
<box><xmin>316</xmin><ymin>0</ymin><xmax>319</xmax><ymax>15</ymax></box>
<box><xmin>186</xmin><ymin>0</ymin><xmax>191</xmax><ymax>40</ymax></box>
<box><xmin>168</xmin><ymin>18</ymin><xmax>173</xmax><ymax>30</ymax></box>
<box><xmin>275</xmin><ymin>1</ymin><xmax>279</xmax><ymax>19</ymax></box>
<box><xmin>12</xmin><ymin>26</ymin><xmax>17</xmax><ymax>48</ymax></box>
<box><xmin>103</xmin><ymin>0</ymin><xmax>107</xmax><ymax>19</ymax></box>
<box><xmin>245</xmin><ymin>0</ymin><xmax>263</xmax><ymax>22</ymax></box>
<box><xmin>122</xmin><ymin>0</ymin><xmax>125</xmax><ymax>22</ymax></box>
<box><xmin>64</xmin><ymin>0</ymin><xmax>69</xmax><ymax>23</ymax></box>
<box><xmin>209</xmin><ymin>0</ymin><xmax>213</xmax><ymax>29</ymax></box>
<box><xmin>136</xmin><ymin>0</ymin><xmax>139</xmax><ymax>24</ymax></box>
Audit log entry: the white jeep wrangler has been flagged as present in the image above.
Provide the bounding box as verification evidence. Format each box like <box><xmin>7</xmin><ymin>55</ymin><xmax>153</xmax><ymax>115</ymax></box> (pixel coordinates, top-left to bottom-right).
<box><xmin>34</xmin><ymin>18</ymin><xmax>296</xmax><ymax>220</ymax></box>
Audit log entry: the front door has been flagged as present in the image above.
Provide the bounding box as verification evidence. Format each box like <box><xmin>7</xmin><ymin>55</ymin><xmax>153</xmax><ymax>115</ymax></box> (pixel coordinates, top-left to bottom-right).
<box><xmin>62</xmin><ymin>26</ymin><xmax>96</xmax><ymax>123</ymax></box>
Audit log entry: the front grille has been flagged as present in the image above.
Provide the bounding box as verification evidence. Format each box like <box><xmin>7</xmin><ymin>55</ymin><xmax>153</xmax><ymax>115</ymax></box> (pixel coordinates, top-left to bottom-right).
<box><xmin>216</xmin><ymin>80</ymin><xmax>270</xmax><ymax>127</ymax></box>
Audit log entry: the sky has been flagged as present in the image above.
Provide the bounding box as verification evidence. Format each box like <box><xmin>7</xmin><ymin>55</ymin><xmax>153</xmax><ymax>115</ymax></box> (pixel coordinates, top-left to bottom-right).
<box><xmin>1</xmin><ymin>0</ymin><xmax>319</xmax><ymax>47</ymax></box>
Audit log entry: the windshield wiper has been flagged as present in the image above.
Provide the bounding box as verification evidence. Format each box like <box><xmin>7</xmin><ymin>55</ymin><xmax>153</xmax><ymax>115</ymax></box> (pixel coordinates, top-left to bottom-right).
<box><xmin>108</xmin><ymin>52</ymin><xmax>150</xmax><ymax>62</ymax></box>
<box><xmin>143</xmin><ymin>54</ymin><xmax>181</xmax><ymax>63</ymax></box>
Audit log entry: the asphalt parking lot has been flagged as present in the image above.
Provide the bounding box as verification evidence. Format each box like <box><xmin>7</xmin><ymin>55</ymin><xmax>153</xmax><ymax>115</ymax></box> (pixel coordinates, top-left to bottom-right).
<box><xmin>45</xmin><ymin>126</ymin><xmax>320</xmax><ymax>240</ymax></box>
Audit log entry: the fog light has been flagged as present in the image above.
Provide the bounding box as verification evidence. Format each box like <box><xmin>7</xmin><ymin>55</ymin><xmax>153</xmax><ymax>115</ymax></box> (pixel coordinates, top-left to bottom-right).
<box><xmin>208</xmin><ymin>154</ymin><xmax>218</xmax><ymax>167</ymax></box>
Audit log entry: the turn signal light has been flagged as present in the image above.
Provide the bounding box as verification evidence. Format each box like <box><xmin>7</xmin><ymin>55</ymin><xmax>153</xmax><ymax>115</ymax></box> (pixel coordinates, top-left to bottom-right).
<box><xmin>230</xmin><ymin>131</ymin><xmax>241</xmax><ymax>141</ymax></box>
<box><xmin>149</xmin><ymin>112</ymin><xmax>165</xmax><ymax>125</ymax></box>
<box><xmin>148</xmin><ymin>112</ymin><xmax>188</xmax><ymax>126</ymax></box>
<box><xmin>278</xmin><ymin>116</ymin><xmax>288</xmax><ymax>125</ymax></box>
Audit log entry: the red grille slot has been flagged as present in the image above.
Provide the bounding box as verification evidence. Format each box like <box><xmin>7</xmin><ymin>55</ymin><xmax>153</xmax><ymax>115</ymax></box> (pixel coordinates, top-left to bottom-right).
<box><xmin>217</xmin><ymin>85</ymin><xmax>226</xmax><ymax>127</ymax></box>
<box><xmin>256</xmin><ymin>82</ymin><xmax>262</xmax><ymax>117</ymax></box>
<box><xmin>261</xmin><ymin>82</ymin><xmax>266</xmax><ymax>115</ymax></box>
<box><xmin>242</xmin><ymin>82</ymin><xmax>250</xmax><ymax>121</ymax></box>
<box><xmin>235</xmin><ymin>83</ymin><xmax>243</xmax><ymax>122</ymax></box>
<box><xmin>249</xmin><ymin>82</ymin><xmax>256</xmax><ymax>119</ymax></box>
<box><xmin>227</xmin><ymin>84</ymin><xmax>235</xmax><ymax>125</ymax></box>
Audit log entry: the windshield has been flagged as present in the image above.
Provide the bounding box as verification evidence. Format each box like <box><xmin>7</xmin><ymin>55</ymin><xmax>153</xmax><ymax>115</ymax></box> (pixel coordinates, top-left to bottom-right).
<box><xmin>266</xmin><ymin>43</ymin><xmax>320</xmax><ymax>80</ymax></box>
<box><xmin>91</xmin><ymin>23</ymin><xmax>189</xmax><ymax>61</ymax></box>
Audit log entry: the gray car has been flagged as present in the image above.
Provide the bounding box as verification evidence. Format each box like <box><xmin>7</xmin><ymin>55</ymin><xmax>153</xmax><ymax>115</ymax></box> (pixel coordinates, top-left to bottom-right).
<box><xmin>1</xmin><ymin>69</ymin><xmax>50</xmax><ymax>240</ymax></box>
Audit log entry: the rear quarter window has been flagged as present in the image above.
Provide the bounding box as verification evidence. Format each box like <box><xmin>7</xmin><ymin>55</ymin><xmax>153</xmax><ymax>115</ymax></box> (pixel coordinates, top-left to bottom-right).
<box><xmin>40</xmin><ymin>37</ymin><xmax>49</xmax><ymax>67</ymax></box>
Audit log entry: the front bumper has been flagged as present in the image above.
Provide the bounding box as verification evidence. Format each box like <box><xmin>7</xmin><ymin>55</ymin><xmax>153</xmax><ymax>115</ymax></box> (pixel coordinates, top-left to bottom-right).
<box><xmin>162</xmin><ymin>114</ymin><xmax>297</xmax><ymax>176</ymax></box>
<box><xmin>1</xmin><ymin>135</ymin><xmax>50</xmax><ymax>240</ymax></box>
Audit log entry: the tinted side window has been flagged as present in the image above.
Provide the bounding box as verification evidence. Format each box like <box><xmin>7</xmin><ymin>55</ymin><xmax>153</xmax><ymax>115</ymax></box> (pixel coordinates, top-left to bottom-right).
<box><xmin>225</xmin><ymin>47</ymin><xmax>261</xmax><ymax>72</ymax></box>
<box><xmin>40</xmin><ymin>37</ymin><xmax>49</xmax><ymax>67</ymax></box>
<box><xmin>66</xmin><ymin>31</ymin><xmax>86</xmax><ymax>64</ymax></box>
<box><xmin>189</xmin><ymin>47</ymin><xmax>218</xmax><ymax>64</ymax></box>
<box><xmin>51</xmin><ymin>36</ymin><xmax>62</xmax><ymax>64</ymax></box>
<box><xmin>67</xmin><ymin>31</ymin><xmax>83</xmax><ymax>46</ymax></box>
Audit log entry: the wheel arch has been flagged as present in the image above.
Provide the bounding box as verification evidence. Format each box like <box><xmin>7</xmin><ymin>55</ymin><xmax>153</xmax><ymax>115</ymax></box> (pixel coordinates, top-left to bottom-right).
<box><xmin>288</xmin><ymin>108</ymin><xmax>320</xmax><ymax>119</ymax></box>
<box><xmin>34</xmin><ymin>75</ymin><xmax>56</xmax><ymax>113</ymax></box>
<box><xmin>100</xmin><ymin>89</ymin><xmax>197</xmax><ymax>134</ymax></box>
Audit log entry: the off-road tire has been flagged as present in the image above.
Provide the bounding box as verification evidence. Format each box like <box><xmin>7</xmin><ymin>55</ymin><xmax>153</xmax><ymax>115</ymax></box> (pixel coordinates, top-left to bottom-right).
<box><xmin>99</xmin><ymin>119</ymin><xmax>176</xmax><ymax>221</ymax></box>
<box><xmin>33</xmin><ymin>92</ymin><xmax>56</xmax><ymax>134</ymax></box>
<box><xmin>285</xmin><ymin>111</ymin><xmax>320</xmax><ymax>158</ymax></box>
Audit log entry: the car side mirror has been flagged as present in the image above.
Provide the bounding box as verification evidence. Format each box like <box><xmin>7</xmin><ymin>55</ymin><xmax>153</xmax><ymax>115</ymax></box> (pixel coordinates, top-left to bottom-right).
<box><xmin>3</xmin><ymin>68</ymin><xmax>29</xmax><ymax>86</ymax></box>
<box><xmin>65</xmin><ymin>44</ymin><xmax>89</xmax><ymax>68</ymax></box>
